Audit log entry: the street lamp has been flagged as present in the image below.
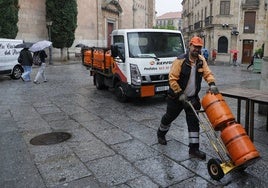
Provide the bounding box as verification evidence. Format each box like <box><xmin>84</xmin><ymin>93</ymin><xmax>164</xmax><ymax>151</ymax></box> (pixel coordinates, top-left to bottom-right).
<box><xmin>200</xmin><ymin>31</ymin><xmax>206</xmax><ymax>47</ymax></box>
<box><xmin>46</xmin><ymin>21</ymin><xmax>53</xmax><ymax>65</ymax></box>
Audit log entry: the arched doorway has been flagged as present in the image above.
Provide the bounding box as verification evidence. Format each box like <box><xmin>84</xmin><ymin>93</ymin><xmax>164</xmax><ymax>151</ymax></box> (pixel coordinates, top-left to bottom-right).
<box><xmin>218</xmin><ymin>36</ymin><xmax>228</xmax><ymax>53</ymax></box>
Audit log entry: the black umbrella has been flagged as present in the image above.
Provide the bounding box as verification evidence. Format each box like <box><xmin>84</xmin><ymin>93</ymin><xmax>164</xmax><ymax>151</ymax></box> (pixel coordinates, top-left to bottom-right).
<box><xmin>15</xmin><ymin>42</ymin><xmax>34</xmax><ymax>49</ymax></box>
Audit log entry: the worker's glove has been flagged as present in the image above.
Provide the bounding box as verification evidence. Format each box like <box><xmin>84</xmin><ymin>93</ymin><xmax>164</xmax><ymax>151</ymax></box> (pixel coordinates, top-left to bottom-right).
<box><xmin>209</xmin><ymin>82</ymin><xmax>219</xmax><ymax>95</ymax></box>
<box><xmin>177</xmin><ymin>91</ymin><xmax>189</xmax><ymax>107</ymax></box>
<box><xmin>178</xmin><ymin>92</ymin><xmax>187</xmax><ymax>103</ymax></box>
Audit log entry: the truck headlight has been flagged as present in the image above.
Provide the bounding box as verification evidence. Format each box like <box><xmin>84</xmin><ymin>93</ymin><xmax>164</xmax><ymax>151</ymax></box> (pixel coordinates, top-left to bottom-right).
<box><xmin>130</xmin><ymin>64</ymin><xmax>141</xmax><ymax>86</ymax></box>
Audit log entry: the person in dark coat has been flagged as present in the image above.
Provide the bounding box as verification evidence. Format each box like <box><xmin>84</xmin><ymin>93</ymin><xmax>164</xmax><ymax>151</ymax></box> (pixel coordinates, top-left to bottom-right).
<box><xmin>18</xmin><ymin>48</ymin><xmax>33</xmax><ymax>81</ymax></box>
<box><xmin>247</xmin><ymin>53</ymin><xmax>260</xmax><ymax>70</ymax></box>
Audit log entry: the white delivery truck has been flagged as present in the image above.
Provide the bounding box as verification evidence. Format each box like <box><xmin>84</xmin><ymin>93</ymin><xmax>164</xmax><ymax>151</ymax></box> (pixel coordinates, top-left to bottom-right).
<box><xmin>81</xmin><ymin>29</ymin><xmax>186</xmax><ymax>102</ymax></box>
<box><xmin>0</xmin><ymin>38</ymin><xmax>24</xmax><ymax>79</ymax></box>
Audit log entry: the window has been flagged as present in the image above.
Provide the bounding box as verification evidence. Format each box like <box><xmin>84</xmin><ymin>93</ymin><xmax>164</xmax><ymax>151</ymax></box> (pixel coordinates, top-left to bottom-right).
<box><xmin>127</xmin><ymin>32</ymin><xmax>185</xmax><ymax>58</ymax></box>
<box><xmin>218</xmin><ymin>36</ymin><xmax>228</xmax><ymax>53</ymax></box>
<box><xmin>244</xmin><ymin>12</ymin><xmax>256</xmax><ymax>33</ymax></box>
<box><xmin>113</xmin><ymin>35</ymin><xmax>125</xmax><ymax>59</ymax></box>
<box><xmin>220</xmin><ymin>1</ymin><xmax>230</xmax><ymax>15</ymax></box>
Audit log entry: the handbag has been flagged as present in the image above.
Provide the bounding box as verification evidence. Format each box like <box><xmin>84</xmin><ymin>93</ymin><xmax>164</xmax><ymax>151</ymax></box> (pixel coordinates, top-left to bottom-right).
<box><xmin>33</xmin><ymin>52</ymin><xmax>42</xmax><ymax>66</ymax></box>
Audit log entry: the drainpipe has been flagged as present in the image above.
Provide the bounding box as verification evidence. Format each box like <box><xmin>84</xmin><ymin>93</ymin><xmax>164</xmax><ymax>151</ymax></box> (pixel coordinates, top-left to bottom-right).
<box><xmin>133</xmin><ymin>0</ymin><xmax>135</xmax><ymax>28</ymax></box>
<box><xmin>96</xmin><ymin>0</ymin><xmax>99</xmax><ymax>46</ymax></box>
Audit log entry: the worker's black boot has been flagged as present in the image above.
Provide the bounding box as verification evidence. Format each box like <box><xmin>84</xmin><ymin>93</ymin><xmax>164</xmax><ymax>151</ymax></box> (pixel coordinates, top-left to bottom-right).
<box><xmin>189</xmin><ymin>143</ymin><xmax>206</xmax><ymax>160</ymax></box>
<box><xmin>157</xmin><ymin>128</ymin><xmax>168</xmax><ymax>145</ymax></box>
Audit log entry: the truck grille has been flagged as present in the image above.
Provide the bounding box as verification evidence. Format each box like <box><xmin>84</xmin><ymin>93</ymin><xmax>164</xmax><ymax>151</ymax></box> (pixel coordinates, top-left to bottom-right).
<box><xmin>141</xmin><ymin>74</ymin><xmax>168</xmax><ymax>83</ymax></box>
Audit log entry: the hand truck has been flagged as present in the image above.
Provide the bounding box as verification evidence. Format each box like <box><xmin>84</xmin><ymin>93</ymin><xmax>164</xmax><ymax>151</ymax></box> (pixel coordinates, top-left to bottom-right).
<box><xmin>186</xmin><ymin>92</ymin><xmax>260</xmax><ymax>181</ymax></box>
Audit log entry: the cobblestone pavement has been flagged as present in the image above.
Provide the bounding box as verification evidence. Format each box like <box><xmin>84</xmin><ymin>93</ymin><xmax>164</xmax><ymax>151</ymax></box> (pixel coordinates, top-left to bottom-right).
<box><xmin>0</xmin><ymin>61</ymin><xmax>267</xmax><ymax>188</ymax></box>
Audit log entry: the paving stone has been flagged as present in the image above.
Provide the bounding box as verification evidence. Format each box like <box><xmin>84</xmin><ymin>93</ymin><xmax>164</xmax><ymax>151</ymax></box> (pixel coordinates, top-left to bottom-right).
<box><xmin>68</xmin><ymin>140</ymin><xmax>115</xmax><ymax>162</ymax></box>
<box><xmin>70</xmin><ymin>111</ymin><xmax>100</xmax><ymax>123</ymax></box>
<box><xmin>87</xmin><ymin>155</ymin><xmax>141</xmax><ymax>186</ymax></box>
<box><xmin>36</xmin><ymin>153</ymin><xmax>91</xmax><ymax>187</ymax></box>
<box><xmin>35</xmin><ymin>105</ymin><xmax>62</xmax><ymax>115</ymax></box>
<box><xmin>66</xmin><ymin>127</ymin><xmax>97</xmax><ymax>142</ymax></box>
<box><xmin>29</xmin><ymin>144</ymin><xmax>73</xmax><ymax>163</ymax></box>
<box><xmin>48</xmin><ymin>119</ymin><xmax>81</xmax><ymax>131</ymax></box>
<box><xmin>112</xmin><ymin>139</ymin><xmax>160</xmax><ymax>162</ymax></box>
<box><xmin>135</xmin><ymin>155</ymin><xmax>195</xmax><ymax>187</ymax></box>
<box><xmin>42</xmin><ymin>112</ymin><xmax>69</xmax><ymax>122</ymax></box>
<box><xmin>126</xmin><ymin>176</ymin><xmax>158</xmax><ymax>188</ymax></box>
<box><xmin>16</xmin><ymin>117</ymin><xmax>51</xmax><ymax>132</ymax></box>
<box><xmin>0</xmin><ymin>107</ymin><xmax>12</xmax><ymax>119</ymax></box>
<box><xmin>81</xmin><ymin>118</ymin><xmax>116</xmax><ymax>132</ymax></box>
<box><xmin>10</xmin><ymin>104</ymin><xmax>41</xmax><ymax>121</ymax></box>
<box><xmin>129</xmin><ymin>126</ymin><xmax>159</xmax><ymax>146</ymax></box>
<box><xmin>0</xmin><ymin>129</ymin><xmax>45</xmax><ymax>188</ymax></box>
<box><xmin>51</xmin><ymin>176</ymin><xmax>109</xmax><ymax>188</ymax></box>
<box><xmin>152</xmin><ymin>140</ymin><xmax>190</xmax><ymax>162</ymax></box>
<box><xmin>169</xmin><ymin>176</ymin><xmax>216</xmax><ymax>188</ymax></box>
<box><xmin>57</xmin><ymin>104</ymin><xmax>88</xmax><ymax>115</ymax></box>
<box><xmin>94</xmin><ymin>128</ymin><xmax>132</xmax><ymax>145</ymax></box>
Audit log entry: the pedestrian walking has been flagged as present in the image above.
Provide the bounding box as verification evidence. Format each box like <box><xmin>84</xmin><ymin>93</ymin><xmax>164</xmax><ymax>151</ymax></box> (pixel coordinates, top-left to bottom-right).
<box><xmin>157</xmin><ymin>36</ymin><xmax>219</xmax><ymax>160</ymax></box>
<box><xmin>247</xmin><ymin>53</ymin><xmax>260</xmax><ymax>70</ymax></box>
<box><xmin>212</xmin><ymin>49</ymin><xmax>217</xmax><ymax>64</ymax></box>
<box><xmin>33</xmin><ymin>50</ymin><xmax>48</xmax><ymax>84</ymax></box>
<box><xmin>203</xmin><ymin>49</ymin><xmax>209</xmax><ymax>62</ymax></box>
<box><xmin>18</xmin><ymin>47</ymin><xmax>33</xmax><ymax>82</ymax></box>
<box><xmin>232</xmin><ymin>52</ymin><xmax>238</xmax><ymax>66</ymax></box>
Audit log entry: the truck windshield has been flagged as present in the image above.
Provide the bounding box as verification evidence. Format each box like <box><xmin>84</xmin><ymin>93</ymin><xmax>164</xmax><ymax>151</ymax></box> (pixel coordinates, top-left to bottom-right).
<box><xmin>127</xmin><ymin>32</ymin><xmax>184</xmax><ymax>58</ymax></box>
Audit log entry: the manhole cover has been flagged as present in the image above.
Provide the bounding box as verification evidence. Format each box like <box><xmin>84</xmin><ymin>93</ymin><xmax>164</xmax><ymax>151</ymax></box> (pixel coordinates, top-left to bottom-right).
<box><xmin>30</xmin><ymin>132</ymin><xmax>71</xmax><ymax>146</ymax></box>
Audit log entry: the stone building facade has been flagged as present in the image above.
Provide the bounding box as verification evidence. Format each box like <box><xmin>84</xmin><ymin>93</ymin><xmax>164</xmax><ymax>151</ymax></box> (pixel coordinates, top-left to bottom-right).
<box><xmin>181</xmin><ymin>0</ymin><xmax>267</xmax><ymax>64</ymax></box>
<box><xmin>16</xmin><ymin>0</ymin><xmax>155</xmax><ymax>58</ymax></box>
<box><xmin>156</xmin><ymin>12</ymin><xmax>182</xmax><ymax>30</ymax></box>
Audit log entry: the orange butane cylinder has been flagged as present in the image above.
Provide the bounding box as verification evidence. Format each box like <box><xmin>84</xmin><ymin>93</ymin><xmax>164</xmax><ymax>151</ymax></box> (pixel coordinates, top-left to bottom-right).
<box><xmin>105</xmin><ymin>50</ymin><xmax>111</xmax><ymax>69</ymax></box>
<box><xmin>201</xmin><ymin>92</ymin><xmax>235</xmax><ymax>130</ymax></box>
<box><xmin>83</xmin><ymin>50</ymin><xmax>92</xmax><ymax>65</ymax></box>
<box><xmin>93</xmin><ymin>49</ymin><xmax>105</xmax><ymax>69</ymax></box>
<box><xmin>221</xmin><ymin>123</ymin><xmax>260</xmax><ymax>166</ymax></box>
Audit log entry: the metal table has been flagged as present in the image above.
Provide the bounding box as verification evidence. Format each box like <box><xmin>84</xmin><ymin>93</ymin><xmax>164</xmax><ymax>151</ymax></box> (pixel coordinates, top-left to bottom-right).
<box><xmin>220</xmin><ymin>88</ymin><xmax>268</xmax><ymax>141</ymax></box>
<box><xmin>249</xmin><ymin>94</ymin><xmax>268</xmax><ymax>141</ymax></box>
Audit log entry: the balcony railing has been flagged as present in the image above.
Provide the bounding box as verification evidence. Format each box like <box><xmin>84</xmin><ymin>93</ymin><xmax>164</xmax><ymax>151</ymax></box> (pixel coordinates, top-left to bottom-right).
<box><xmin>189</xmin><ymin>25</ymin><xmax>193</xmax><ymax>32</ymax></box>
<box><xmin>205</xmin><ymin>16</ymin><xmax>213</xmax><ymax>27</ymax></box>
<box><xmin>194</xmin><ymin>21</ymin><xmax>203</xmax><ymax>30</ymax></box>
<box><xmin>242</xmin><ymin>0</ymin><xmax>259</xmax><ymax>9</ymax></box>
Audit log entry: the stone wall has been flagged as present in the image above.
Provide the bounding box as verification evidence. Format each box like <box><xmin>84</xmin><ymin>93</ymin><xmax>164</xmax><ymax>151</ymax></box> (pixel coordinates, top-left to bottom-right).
<box><xmin>16</xmin><ymin>0</ymin><xmax>155</xmax><ymax>59</ymax></box>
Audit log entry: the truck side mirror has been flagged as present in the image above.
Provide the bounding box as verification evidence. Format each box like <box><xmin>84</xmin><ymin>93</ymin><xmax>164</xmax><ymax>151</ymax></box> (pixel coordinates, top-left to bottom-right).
<box><xmin>111</xmin><ymin>45</ymin><xmax>118</xmax><ymax>57</ymax></box>
<box><xmin>111</xmin><ymin>44</ymin><xmax>125</xmax><ymax>62</ymax></box>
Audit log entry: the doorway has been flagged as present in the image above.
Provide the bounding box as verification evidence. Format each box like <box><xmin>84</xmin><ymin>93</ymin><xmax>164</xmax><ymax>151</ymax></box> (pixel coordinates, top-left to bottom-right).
<box><xmin>242</xmin><ymin>40</ymin><xmax>254</xmax><ymax>64</ymax></box>
<box><xmin>107</xmin><ymin>22</ymin><xmax>114</xmax><ymax>48</ymax></box>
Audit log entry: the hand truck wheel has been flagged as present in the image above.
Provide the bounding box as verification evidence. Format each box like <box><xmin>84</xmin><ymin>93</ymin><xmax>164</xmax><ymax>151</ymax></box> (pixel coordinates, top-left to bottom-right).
<box><xmin>207</xmin><ymin>158</ymin><xmax>224</xmax><ymax>181</ymax></box>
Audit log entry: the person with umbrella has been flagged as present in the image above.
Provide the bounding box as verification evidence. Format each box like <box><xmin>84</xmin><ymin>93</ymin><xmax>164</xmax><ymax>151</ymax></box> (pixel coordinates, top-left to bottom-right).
<box><xmin>29</xmin><ymin>40</ymin><xmax>51</xmax><ymax>84</ymax></box>
<box><xmin>232</xmin><ymin>52</ymin><xmax>238</xmax><ymax>66</ymax></box>
<box><xmin>17</xmin><ymin>45</ymin><xmax>33</xmax><ymax>82</ymax></box>
<box><xmin>33</xmin><ymin>50</ymin><xmax>48</xmax><ymax>84</ymax></box>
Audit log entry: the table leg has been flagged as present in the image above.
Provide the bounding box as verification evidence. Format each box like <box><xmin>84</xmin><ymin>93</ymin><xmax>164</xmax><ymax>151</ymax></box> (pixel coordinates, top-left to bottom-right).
<box><xmin>244</xmin><ymin>99</ymin><xmax>249</xmax><ymax>136</ymax></box>
<box><xmin>237</xmin><ymin>98</ymin><xmax>241</xmax><ymax>123</ymax></box>
<box><xmin>249</xmin><ymin>100</ymin><xmax>254</xmax><ymax>141</ymax></box>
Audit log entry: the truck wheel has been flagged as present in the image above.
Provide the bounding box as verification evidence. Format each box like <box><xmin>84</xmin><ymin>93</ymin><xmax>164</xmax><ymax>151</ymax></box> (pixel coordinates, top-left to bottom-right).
<box><xmin>207</xmin><ymin>158</ymin><xmax>224</xmax><ymax>181</ymax></box>
<box><xmin>115</xmin><ymin>82</ymin><xmax>128</xmax><ymax>103</ymax></box>
<box><xmin>95</xmin><ymin>74</ymin><xmax>105</xmax><ymax>90</ymax></box>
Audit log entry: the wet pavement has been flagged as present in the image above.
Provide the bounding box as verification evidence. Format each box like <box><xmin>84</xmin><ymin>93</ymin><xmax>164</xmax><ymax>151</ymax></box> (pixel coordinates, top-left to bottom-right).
<box><xmin>0</xmin><ymin>61</ymin><xmax>267</xmax><ymax>188</ymax></box>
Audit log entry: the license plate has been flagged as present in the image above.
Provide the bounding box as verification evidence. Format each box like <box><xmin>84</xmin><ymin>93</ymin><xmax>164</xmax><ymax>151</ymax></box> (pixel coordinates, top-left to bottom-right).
<box><xmin>155</xmin><ymin>86</ymin><xmax>169</xmax><ymax>92</ymax></box>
